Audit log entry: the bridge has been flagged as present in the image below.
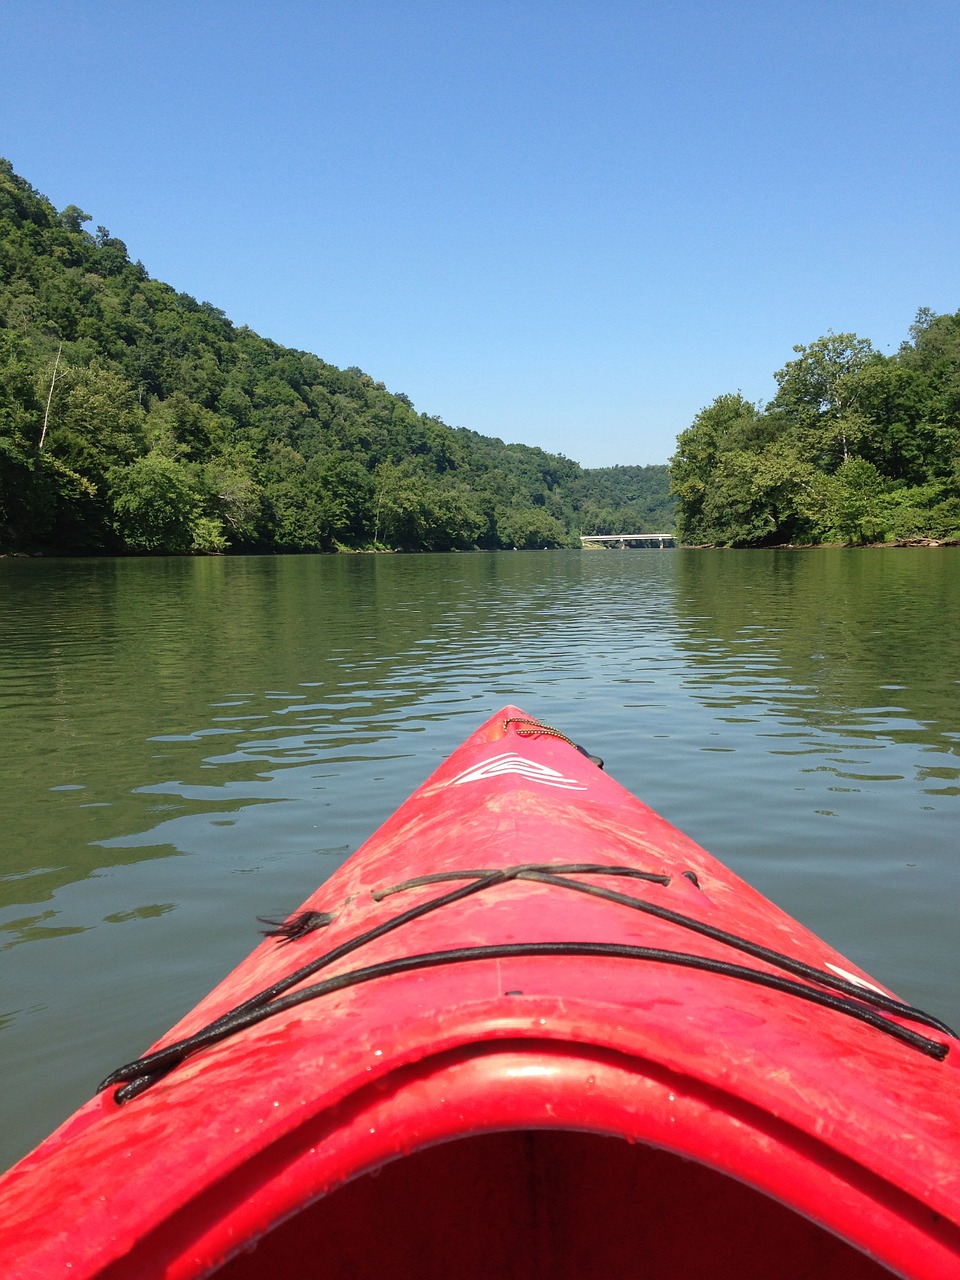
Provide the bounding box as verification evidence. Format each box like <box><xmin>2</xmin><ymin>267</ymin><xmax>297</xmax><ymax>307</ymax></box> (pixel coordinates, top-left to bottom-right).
<box><xmin>580</xmin><ymin>533</ymin><xmax>676</xmax><ymax>549</ymax></box>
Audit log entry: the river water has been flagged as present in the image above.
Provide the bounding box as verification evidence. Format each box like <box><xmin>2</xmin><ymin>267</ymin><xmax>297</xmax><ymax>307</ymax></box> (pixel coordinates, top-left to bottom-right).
<box><xmin>1</xmin><ymin>548</ymin><xmax>958</xmax><ymax>1170</ymax></box>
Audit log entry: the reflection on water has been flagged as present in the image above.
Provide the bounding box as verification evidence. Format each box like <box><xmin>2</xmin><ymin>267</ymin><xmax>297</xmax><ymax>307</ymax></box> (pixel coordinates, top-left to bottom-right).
<box><xmin>0</xmin><ymin>549</ymin><xmax>958</xmax><ymax>1169</ymax></box>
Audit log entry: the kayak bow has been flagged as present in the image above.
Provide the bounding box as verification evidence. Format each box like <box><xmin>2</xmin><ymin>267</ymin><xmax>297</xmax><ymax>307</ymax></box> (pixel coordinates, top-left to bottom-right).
<box><xmin>1</xmin><ymin>707</ymin><xmax>958</xmax><ymax>1279</ymax></box>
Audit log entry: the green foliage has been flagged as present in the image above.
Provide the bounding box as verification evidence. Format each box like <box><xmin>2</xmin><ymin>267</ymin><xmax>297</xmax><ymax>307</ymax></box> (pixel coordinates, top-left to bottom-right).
<box><xmin>189</xmin><ymin>516</ymin><xmax>229</xmax><ymax>554</ymax></box>
<box><xmin>107</xmin><ymin>452</ymin><xmax>200</xmax><ymax>553</ymax></box>
<box><xmin>671</xmin><ymin>318</ymin><xmax>960</xmax><ymax>546</ymax></box>
<box><xmin>771</xmin><ymin>333</ymin><xmax>879</xmax><ymax>425</ymax></box>
<box><xmin>497</xmin><ymin>505</ymin><xmax>571</xmax><ymax>550</ymax></box>
<box><xmin>671</xmin><ymin>394</ymin><xmax>760</xmax><ymax>543</ymax></box>
<box><xmin>821</xmin><ymin>458</ymin><xmax>886</xmax><ymax>544</ymax></box>
<box><xmin>565</xmin><ymin>464</ymin><xmax>674</xmax><ymax>536</ymax></box>
<box><xmin>372</xmin><ymin>461</ymin><xmax>488</xmax><ymax>551</ymax></box>
<box><xmin>0</xmin><ymin>157</ymin><xmax>674</xmax><ymax>555</ymax></box>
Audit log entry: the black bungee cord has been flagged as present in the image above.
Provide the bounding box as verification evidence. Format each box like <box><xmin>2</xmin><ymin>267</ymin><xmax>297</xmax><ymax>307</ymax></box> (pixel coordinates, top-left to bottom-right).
<box><xmin>100</xmin><ymin>860</ymin><xmax>954</xmax><ymax>1103</ymax></box>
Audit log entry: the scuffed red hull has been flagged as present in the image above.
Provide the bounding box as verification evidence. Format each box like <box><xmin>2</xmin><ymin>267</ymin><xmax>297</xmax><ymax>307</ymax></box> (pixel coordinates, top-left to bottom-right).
<box><xmin>1</xmin><ymin>708</ymin><xmax>958</xmax><ymax>1278</ymax></box>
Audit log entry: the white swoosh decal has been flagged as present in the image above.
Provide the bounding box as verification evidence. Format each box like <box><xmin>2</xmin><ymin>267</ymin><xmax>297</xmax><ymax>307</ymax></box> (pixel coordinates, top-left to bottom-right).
<box><xmin>450</xmin><ymin>752</ymin><xmax>587</xmax><ymax>790</ymax></box>
<box><xmin>824</xmin><ymin>962</ymin><xmax>888</xmax><ymax>996</ymax></box>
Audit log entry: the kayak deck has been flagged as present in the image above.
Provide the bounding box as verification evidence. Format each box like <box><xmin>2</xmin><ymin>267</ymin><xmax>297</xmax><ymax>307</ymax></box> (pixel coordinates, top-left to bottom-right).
<box><xmin>1</xmin><ymin>708</ymin><xmax>958</xmax><ymax>1279</ymax></box>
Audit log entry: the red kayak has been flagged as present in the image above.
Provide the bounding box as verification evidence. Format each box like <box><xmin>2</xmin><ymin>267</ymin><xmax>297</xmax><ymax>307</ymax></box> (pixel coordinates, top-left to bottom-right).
<box><xmin>1</xmin><ymin>707</ymin><xmax>958</xmax><ymax>1279</ymax></box>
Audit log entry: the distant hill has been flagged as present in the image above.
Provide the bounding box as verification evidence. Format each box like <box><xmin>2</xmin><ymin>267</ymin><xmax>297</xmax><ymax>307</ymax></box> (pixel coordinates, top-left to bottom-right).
<box><xmin>0</xmin><ymin>159</ymin><xmax>673</xmax><ymax>554</ymax></box>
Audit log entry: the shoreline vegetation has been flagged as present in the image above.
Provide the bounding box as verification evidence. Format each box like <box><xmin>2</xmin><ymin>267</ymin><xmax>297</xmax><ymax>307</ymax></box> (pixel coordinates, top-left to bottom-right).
<box><xmin>0</xmin><ymin>159</ymin><xmax>670</xmax><ymax>558</ymax></box>
<box><xmin>2</xmin><ymin>158</ymin><xmax>956</xmax><ymax>558</ymax></box>
<box><xmin>670</xmin><ymin>322</ymin><xmax>960</xmax><ymax>548</ymax></box>
<box><xmin>5</xmin><ymin>534</ymin><xmax>956</xmax><ymax>560</ymax></box>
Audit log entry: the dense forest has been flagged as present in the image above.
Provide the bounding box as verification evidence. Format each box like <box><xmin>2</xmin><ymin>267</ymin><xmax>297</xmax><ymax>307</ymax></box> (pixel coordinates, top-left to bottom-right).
<box><xmin>670</xmin><ymin>319</ymin><xmax>960</xmax><ymax>547</ymax></box>
<box><xmin>0</xmin><ymin>159</ymin><xmax>671</xmax><ymax>555</ymax></box>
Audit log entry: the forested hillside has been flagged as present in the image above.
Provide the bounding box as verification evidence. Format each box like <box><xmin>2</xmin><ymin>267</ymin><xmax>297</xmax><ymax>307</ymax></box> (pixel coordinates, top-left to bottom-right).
<box><xmin>670</xmin><ymin>320</ymin><xmax>960</xmax><ymax>546</ymax></box>
<box><xmin>0</xmin><ymin>160</ymin><xmax>671</xmax><ymax>555</ymax></box>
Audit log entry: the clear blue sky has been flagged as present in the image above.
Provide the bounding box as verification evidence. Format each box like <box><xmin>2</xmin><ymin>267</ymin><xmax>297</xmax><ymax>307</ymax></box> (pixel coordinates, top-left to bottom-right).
<box><xmin>2</xmin><ymin>0</ymin><xmax>958</xmax><ymax>467</ymax></box>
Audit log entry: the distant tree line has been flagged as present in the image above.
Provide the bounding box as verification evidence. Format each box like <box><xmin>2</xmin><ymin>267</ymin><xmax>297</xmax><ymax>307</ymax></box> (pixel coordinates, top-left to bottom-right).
<box><xmin>0</xmin><ymin>159</ymin><xmax>672</xmax><ymax>555</ymax></box>
<box><xmin>670</xmin><ymin>318</ymin><xmax>960</xmax><ymax>546</ymax></box>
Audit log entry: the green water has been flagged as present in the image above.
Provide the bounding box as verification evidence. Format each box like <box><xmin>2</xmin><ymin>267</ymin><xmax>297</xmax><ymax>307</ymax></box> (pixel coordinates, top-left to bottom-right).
<box><xmin>1</xmin><ymin>549</ymin><xmax>958</xmax><ymax>1170</ymax></box>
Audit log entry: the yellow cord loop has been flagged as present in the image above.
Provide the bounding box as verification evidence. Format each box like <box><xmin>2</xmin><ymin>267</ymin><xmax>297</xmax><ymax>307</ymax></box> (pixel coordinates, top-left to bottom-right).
<box><xmin>502</xmin><ymin>716</ymin><xmax>575</xmax><ymax>747</ymax></box>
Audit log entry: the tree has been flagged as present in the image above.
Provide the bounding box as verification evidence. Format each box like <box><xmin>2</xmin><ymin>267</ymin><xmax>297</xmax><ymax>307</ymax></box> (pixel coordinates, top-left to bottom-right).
<box><xmin>670</xmin><ymin>394</ymin><xmax>759</xmax><ymax>542</ymax></box>
<box><xmin>108</xmin><ymin>452</ymin><xmax>201</xmax><ymax>552</ymax></box>
<box><xmin>771</xmin><ymin>332</ymin><xmax>881</xmax><ymax>473</ymax></box>
<box><xmin>772</xmin><ymin>332</ymin><xmax>878</xmax><ymax>422</ymax></box>
<box><xmin>42</xmin><ymin>360</ymin><xmax>144</xmax><ymax>476</ymax></box>
<box><xmin>198</xmin><ymin>445</ymin><xmax>264</xmax><ymax>546</ymax></box>
<box><xmin>58</xmin><ymin>205</ymin><xmax>91</xmax><ymax>236</ymax></box>
<box><xmin>373</xmin><ymin>462</ymin><xmax>483</xmax><ymax>551</ymax></box>
<box><xmin>896</xmin><ymin>309</ymin><xmax>960</xmax><ymax>481</ymax></box>
<box><xmin>312</xmin><ymin>452</ymin><xmax>374</xmax><ymax>544</ymax></box>
<box><xmin>683</xmin><ymin>434</ymin><xmax>829</xmax><ymax>548</ymax></box>
<box><xmin>838</xmin><ymin>360</ymin><xmax>932</xmax><ymax>483</ymax></box>
<box><xmin>497</xmin><ymin>505</ymin><xmax>569</xmax><ymax>549</ymax></box>
<box><xmin>259</xmin><ymin>444</ymin><xmax>326</xmax><ymax>550</ymax></box>
<box><xmin>822</xmin><ymin>457</ymin><xmax>886</xmax><ymax>544</ymax></box>
<box><xmin>145</xmin><ymin>391</ymin><xmax>220</xmax><ymax>458</ymax></box>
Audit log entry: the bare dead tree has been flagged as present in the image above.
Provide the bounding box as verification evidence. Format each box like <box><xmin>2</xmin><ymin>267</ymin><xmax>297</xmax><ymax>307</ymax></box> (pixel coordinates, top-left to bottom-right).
<box><xmin>39</xmin><ymin>342</ymin><xmax>63</xmax><ymax>451</ymax></box>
